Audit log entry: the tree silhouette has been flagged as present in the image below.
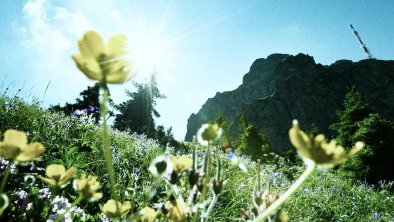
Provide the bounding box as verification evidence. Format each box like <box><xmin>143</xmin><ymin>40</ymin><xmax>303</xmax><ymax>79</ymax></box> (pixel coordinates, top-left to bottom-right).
<box><xmin>330</xmin><ymin>87</ymin><xmax>373</xmax><ymax>148</ymax></box>
<box><xmin>331</xmin><ymin>88</ymin><xmax>394</xmax><ymax>183</ymax></box>
<box><xmin>236</xmin><ymin>114</ymin><xmax>271</xmax><ymax>161</ymax></box>
<box><xmin>114</xmin><ymin>73</ymin><xmax>165</xmax><ymax>137</ymax></box>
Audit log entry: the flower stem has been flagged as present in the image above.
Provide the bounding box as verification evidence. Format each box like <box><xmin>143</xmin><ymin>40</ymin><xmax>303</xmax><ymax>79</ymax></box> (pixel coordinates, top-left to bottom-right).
<box><xmin>200</xmin><ymin>145</ymin><xmax>211</xmax><ymax>202</ymax></box>
<box><xmin>257</xmin><ymin>159</ymin><xmax>261</xmax><ymax>191</ymax></box>
<box><xmin>202</xmin><ymin>191</ymin><xmax>218</xmax><ymax>220</ymax></box>
<box><xmin>194</xmin><ymin>145</ymin><xmax>212</xmax><ymax>222</ymax></box>
<box><xmin>50</xmin><ymin>186</ymin><xmax>58</xmax><ymax>202</ymax></box>
<box><xmin>0</xmin><ymin>164</ymin><xmax>11</xmax><ymax>193</ymax></box>
<box><xmin>54</xmin><ymin>195</ymin><xmax>83</xmax><ymax>222</ymax></box>
<box><xmin>255</xmin><ymin>162</ymin><xmax>316</xmax><ymax>222</ymax></box>
<box><xmin>99</xmin><ymin>83</ymin><xmax>117</xmax><ymax>200</ymax></box>
<box><xmin>188</xmin><ymin>185</ymin><xmax>197</xmax><ymax>206</ymax></box>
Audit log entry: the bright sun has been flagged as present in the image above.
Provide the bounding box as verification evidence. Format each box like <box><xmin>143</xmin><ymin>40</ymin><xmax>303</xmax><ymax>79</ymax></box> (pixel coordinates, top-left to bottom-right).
<box><xmin>121</xmin><ymin>2</ymin><xmax>195</xmax><ymax>83</ymax></box>
<box><xmin>127</xmin><ymin>28</ymin><xmax>172</xmax><ymax>81</ymax></box>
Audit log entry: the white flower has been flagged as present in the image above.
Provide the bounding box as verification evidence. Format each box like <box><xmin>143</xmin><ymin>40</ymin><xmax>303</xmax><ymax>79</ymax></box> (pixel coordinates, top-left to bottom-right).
<box><xmin>238</xmin><ymin>162</ymin><xmax>248</xmax><ymax>173</ymax></box>
<box><xmin>228</xmin><ymin>152</ymin><xmax>248</xmax><ymax>173</ymax></box>
<box><xmin>149</xmin><ymin>155</ymin><xmax>173</xmax><ymax>177</ymax></box>
<box><xmin>26</xmin><ymin>203</ymin><xmax>33</xmax><ymax>211</ymax></box>
<box><xmin>51</xmin><ymin>196</ymin><xmax>71</xmax><ymax>212</ymax></box>
<box><xmin>197</xmin><ymin>124</ymin><xmax>209</xmax><ymax>146</ymax></box>
<box><xmin>196</xmin><ymin>123</ymin><xmax>223</xmax><ymax>146</ymax></box>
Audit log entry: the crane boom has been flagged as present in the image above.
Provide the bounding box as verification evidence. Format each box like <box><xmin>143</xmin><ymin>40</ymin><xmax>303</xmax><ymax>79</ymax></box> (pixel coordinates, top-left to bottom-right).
<box><xmin>350</xmin><ymin>24</ymin><xmax>374</xmax><ymax>59</ymax></box>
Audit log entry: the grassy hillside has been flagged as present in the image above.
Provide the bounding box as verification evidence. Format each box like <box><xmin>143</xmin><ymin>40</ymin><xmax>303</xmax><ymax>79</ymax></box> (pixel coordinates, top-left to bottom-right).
<box><xmin>0</xmin><ymin>96</ymin><xmax>393</xmax><ymax>221</ymax></box>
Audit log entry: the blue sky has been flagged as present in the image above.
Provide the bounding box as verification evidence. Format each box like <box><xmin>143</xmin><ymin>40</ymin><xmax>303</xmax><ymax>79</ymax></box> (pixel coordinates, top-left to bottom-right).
<box><xmin>0</xmin><ymin>0</ymin><xmax>393</xmax><ymax>140</ymax></box>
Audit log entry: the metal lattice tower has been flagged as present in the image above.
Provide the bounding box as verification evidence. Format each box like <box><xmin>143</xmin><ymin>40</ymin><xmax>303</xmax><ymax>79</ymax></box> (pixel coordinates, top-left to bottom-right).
<box><xmin>350</xmin><ymin>24</ymin><xmax>374</xmax><ymax>59</ymax></box>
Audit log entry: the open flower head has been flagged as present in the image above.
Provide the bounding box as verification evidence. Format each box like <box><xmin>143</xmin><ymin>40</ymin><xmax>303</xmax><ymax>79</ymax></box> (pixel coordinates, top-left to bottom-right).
<box><xmin>72</xmin><ymin>30</ymin><xmax>133</xmax><ymax>84</ymax></box>
<box><xmin>37</xmin><ymin>164</ymin><xmax>77</xmax><ymax>187</ymax></box>
<box><xmin>99</xmin><ymin>199</ymin><xmax>132</xmax><ymax>218</ymax></box>
<box><xmin>140</xmin><ymin>206</ymin><xmax>157</xmax><ymax>222</ymax></box>
<box><xmin>197</xmin><ymin>123</ymin><xmax>223</xmax><ymax>146</ymax></box>
<box><xmin>171</xmin><ymin>156</ymin><xmax>193</xmax><ymax>173</ymax></box>
<box><xmin>289</xmin><ymin>120</ymin><xmax>364</xmax><ymax>168</ymax></box>
<box><xmin>74</xmin><ymin>174</ymin><xmax>102</xmax><ymax>201</ymax></box>
<box><xmin>0</xmin><ymin>129</ymin><xmax>45</xmax><ymax>162</ymax></box>
<box><xmin>149</xmin><ymin>155</ymin><xmax>173</xmax><ymax>177</ymax></box>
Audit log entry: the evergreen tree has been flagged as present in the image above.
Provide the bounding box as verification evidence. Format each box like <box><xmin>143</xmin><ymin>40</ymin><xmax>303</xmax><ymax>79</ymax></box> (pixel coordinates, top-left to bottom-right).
<box><xmin>155</xmin><ymin>125</ymin><xmax>171</xmax><ymax>145</ymax></box>
<box><xmin>330</xmin><ymin>87</ymin><xmax>373</xmax><ymax>148</ymax></box>
<box><xmin>114</xmin><ymin>73</ymin><xmax>165</xmax><ymax>137</ymax></box>
<box><xmin>331</xmin><ymin>88</ymin><xmax>394</xmax><ymax>183</ymax></box>
<box><xmin>155</xmin><ymin>125</ymin><xmax>187</xmax><ymax>152</ymax></box>
<box><xmin>236</xmin><ymin>114</ymin><xmax>271</xmax><ymax>161</ymax></box>
<box><xmin>340</xmin><ymin>113</ymin><xmax>394</xmax><ymax>183</ymax></box>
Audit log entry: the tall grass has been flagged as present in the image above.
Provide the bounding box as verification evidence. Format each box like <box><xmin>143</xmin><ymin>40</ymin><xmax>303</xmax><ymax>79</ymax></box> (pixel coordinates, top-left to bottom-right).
<box><xmin>0</xmin><ymin>96</ymin><xmax>392</xmax><ymax>221</ymax></box>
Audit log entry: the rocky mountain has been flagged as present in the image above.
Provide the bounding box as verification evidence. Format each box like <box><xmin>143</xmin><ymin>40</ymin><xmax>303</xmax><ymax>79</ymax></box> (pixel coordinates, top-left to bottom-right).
<box><xmin>185</xmin><ymin>53</ymin><xmax>394</xmax><ymax>153</ymax></box>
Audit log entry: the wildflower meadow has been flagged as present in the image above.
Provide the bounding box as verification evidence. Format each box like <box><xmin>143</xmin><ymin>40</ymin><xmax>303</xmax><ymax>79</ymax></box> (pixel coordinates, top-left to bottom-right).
<box><xmin>0</xmin><ymin>30</ymin><xmax>393</xmax><ymax>222</ymax></box>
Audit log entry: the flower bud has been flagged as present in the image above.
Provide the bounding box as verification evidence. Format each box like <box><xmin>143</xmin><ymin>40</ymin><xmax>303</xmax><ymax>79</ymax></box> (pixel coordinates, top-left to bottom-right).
<box><xmin>213</xmin><ymin>179</ymin><xmax>224</xmax><ymax>195</ymax></box>
<box><xmin>188</xmin><ymin>170</ymin><xmax>199</xmax><ymax>187</ymax></box>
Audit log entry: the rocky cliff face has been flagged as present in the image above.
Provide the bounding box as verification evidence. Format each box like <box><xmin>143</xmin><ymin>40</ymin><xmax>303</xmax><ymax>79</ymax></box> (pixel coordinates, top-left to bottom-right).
<box><xmin>185</xmin><ymin>53</ymin><xmax>394</xmax><ymax>152</ymax></box>
<box><xmin>185</xmin><ymin>53</ymin><xmax>289</xmax><ymax>141</ymax></box>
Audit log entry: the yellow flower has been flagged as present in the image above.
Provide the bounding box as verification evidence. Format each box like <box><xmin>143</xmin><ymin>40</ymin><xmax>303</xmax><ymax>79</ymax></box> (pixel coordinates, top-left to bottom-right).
<box><xmin>289</xmin><ymin>120</ymin><xmax>364</xmax><ymax>168</ymax></box>
<box><xmin>74</xmin><ymin>174</ymin><xmax>102</xmax><ymax>201</ymax></box>
<box><xmin>171</xmin><ymin>156</ymin><xmax>193</xmax><ymax>173</ymax></box>
<box><xmin>140</xmin><ymin>206</ymin><xmax>157</xmax><ymax>222</ymax></box>
<box><xmin>72</xmin><ymin>30</ymin><xmax>133</xmax><ymax>84</ymax></box>
<box><xmin>37</xmin><ymin>164</ymin><xmax>77</xmax><ymax>187</ymax></box>
<box><xmin>99</xmin><ymin>199</ymin><xmax>132</xmax><ymax>218</ymax></box>
<box><xmin>167</xmin><ymin>198</ymin><xmax>187</xmax><ymax>222</ymax></box>
<box><xmin>0</xmin><ymin>129</ymin><xmax>45</xmax><ymax>162</ymax></box>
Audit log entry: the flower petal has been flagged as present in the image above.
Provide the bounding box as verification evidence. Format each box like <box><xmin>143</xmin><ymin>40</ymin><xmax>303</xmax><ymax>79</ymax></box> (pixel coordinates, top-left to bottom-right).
<box><xmin>78</xmin><ymin>30</ymin><xmax>104</xmax><ymax>59</ymax></box>
<box><xmin>64</xmin><ymin>167</ymin><xmax>77</xmax><ymax>179</ymax></box>
<box><xmin>140</xmin><ymin>206</ymin><xmax>157</xmax><ymax>222</ymax></box>
<box><xmin>3</xmin><ymin>130</ymin><xmax>27</xmax><ymax>149</ymax></box>
<box><xmin>45</xmin><ymin>164</ymin><xmax>66</xmax><ymax>179</ymax></box>
<box><xmin>89</xmin><ymin>192</ymin><xmax>103</xmax><ymax>202</ymax></box>
<box><xmin>348</xmin><ymin>141</ymin><xmax>364</xmax><ymax>157</ymax></box>
<box><xmin>105</xmin><ymin>60</ymin><xmax>132</xmax><ymax>83</ymax></box>
<box><xmin>171</xmin><ymin>156</ymin><xmax>193</xmax><ymax>173</ymax></box>
<box><xmin>37</xmin><ymin>175</ymin><xmax>57</xmax><ymax>186</ymax></box>
<box><xmin>0</xmin><ymin>142</ymin><xmax>21</xmax><ymax>160</ymax></box>
<box><xmin>289</xmin><ymin>120</ymin><xmax>311</xmax><ymax>156</ymax></box>
<box><xmin>106</xmin><ymin>70</ymin><xmax>128</xmax><ymax>84</ymax></box>
<box><xmin>72</xmin><ymin>54</ymin><xmax>102</xmax><ymax>81</ymax></box>
<box><xmin>100</xmin><ymin>199</ymin><xmax>122</xmax><ymax>218</ymax></box>
<box><xmin>16</xmin><ymin>142</ymin><xmax>45</xmax><ymax>162</ymax></box>
<box><xmin>121</xmin><ymin>201</ymin><xmax>132</xmax><ymax>216</ymax></box>
<box><xmin>76</xmin><ymin>175</ymin><xmax>102</xmax><ymax>201</ymax></box>
<box><xmin>59</xmin><ymin>166</ymin><xmax>77</xmax><ymax>184</ymax></box>
<box><xmin>106</xmin><ymin>34</ymin><xmax>127</xmax><ymax>56</ymax></box>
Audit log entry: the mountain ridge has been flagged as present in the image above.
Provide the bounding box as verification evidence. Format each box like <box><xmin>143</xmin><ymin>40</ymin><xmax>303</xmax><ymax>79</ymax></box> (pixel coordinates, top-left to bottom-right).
<box><xmin>185</xmin><ymin>53</ymin><xmax>394</xmax><ymax>152</ymax></box>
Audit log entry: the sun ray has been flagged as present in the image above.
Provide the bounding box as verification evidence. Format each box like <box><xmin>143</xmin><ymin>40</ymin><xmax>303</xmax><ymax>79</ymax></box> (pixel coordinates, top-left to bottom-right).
<box><xmin>121</xmin><ymin>1</ymin><xmax>246</xmax><ymax>84</ymax></box>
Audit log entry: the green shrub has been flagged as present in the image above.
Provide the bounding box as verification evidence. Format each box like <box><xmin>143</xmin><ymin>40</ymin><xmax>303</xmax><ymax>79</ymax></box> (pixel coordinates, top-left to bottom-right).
<box><xmin>330</xmin><ymin>88</ymin><xmax>394</xmax><ymax>184</ymax></box>
<box><xmin>340</xmin><ymin>113</ymin><xmax>394</xmax><ymax>183</ymax></box>
<box><xmin>237</xmin><ymin>114</ymin><xmax>271</xmax><ymax>161</ymax></box>
<box><xmin>330</xmin><ymin>87</ymin><xmax>373</xmax><ymax>148</ymax></box>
